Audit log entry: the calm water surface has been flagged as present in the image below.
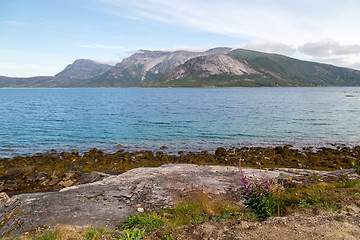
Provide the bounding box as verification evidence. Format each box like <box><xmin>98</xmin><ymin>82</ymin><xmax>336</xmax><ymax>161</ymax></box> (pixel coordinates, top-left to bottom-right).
<box><xmin>0</xmin><ymin>87</ymin><xmax>359</xmax><ymax>157</ymax></box>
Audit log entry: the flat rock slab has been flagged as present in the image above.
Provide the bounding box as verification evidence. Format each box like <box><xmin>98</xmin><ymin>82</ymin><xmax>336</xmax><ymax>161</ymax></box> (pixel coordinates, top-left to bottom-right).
<box><xmin>0</xmin><ymin>164</ymin><xmax>356</xmax><ymax>237</ymax></box>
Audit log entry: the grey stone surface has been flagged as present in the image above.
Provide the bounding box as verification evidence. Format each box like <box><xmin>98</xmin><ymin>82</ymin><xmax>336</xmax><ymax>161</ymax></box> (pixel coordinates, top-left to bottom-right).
<box><xmin>0</xmin><ymin>164</ymin><xmax>357</xmax><ymax>237</ymax></box>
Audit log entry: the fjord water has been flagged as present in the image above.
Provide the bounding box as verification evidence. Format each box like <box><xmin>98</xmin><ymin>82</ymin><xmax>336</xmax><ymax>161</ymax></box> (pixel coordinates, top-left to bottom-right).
<box><xmin>0</xmin><ymin>87</ymin><xmax>359</xmax><ymax>158</ymax></box>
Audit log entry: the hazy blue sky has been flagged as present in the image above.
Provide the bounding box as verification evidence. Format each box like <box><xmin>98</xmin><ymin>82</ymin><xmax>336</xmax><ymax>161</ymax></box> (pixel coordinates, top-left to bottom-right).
<box><xmin>1</xmin><ymin>0</ymin><xmax>360</xmax><ymax>77</ymax></box>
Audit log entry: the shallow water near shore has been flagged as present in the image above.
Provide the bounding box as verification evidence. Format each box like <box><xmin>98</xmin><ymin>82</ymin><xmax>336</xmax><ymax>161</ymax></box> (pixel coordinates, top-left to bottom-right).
<box><xmin>1</xmin><ymin>87</ymin><xmax>360</xmax><ymax>158</ymax></box>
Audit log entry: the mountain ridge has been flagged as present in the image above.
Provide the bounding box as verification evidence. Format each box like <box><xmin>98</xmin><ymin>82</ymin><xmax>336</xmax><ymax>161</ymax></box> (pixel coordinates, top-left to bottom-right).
<box><xmin>1</xmin><ymin>47</ymin><xmax>360</xmax><ymax>88</ymax></box>
<box><xmin>146</xmin><ymin>48</ymin><xmax>360</xmax><ymax>87</ymax></box>
<box><xmin>85</xmin><ymin>47</ymin><xmax>233</xmax><ymax>87</ymax></box>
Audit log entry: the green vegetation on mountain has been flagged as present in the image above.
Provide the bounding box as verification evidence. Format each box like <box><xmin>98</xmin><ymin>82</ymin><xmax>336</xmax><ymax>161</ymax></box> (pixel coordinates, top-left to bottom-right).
<box><xmin>229</xmin><ymin>49</ymin><xmax>360</xmax><ymax>86</ymax></box>
<box><xmin>146</xmin><ymin>49</ymin><xmax>360</xmax><ymax>87</ymax></box>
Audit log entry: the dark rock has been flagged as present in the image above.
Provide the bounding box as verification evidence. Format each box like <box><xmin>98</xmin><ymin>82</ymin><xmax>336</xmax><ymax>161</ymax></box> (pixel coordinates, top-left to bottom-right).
<box><xmin>156</xmin><ymin>151</ymin><xmax>163</xmax><ymax>158</ymax></box>
<box><xmin>3</xmin><ymin>180</ymin><xmax>21</xmax><ymax>191</ymax></box>
<box><xmin>5</xmin><ymin>166</ymin><xmax>35</xmax><ymax>176</ymax></box>
<box><xmin>35</xmin><ymin>172</ymin><xmax>51</xmax><ymax>181</ymax></box>
<box><xmin>215</xmin><ymin>147</ymin><xmax>227</xmax><ymax>157</ymax></box>
<box><xmin>73</xmin><ymin>172</ymin><xmax>111</xmax><ymax>186</ymax></box>
<box><xmin>63</xmin><ymin>168</ymin><xmax>82</xmax><ymax>180</ymax></box>
<box><xmin>72</xmin><ymin>151</ymin><xmax>79</xmax><ymax>156</ymax></box>
<box><xmin>24</xmin><ymin>173</ymin><xmax>36</xmax><ymax>182</ymax></box>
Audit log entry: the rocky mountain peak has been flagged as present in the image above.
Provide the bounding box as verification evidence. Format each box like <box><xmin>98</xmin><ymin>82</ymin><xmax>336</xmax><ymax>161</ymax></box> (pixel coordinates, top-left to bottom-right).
<box><xmin>164</xmin><ymin>53</ymin><xmax>258</xmax><ymax>81</ymax></box>
<box><xmin>105</xmin><ymin>47</ymin><xmax>236</xmax><ymax>82</ymax></box>
<box><xmin>56</xmin><ymin>59</ymin><xmax>112</xmax><ymax>80</ymax></box>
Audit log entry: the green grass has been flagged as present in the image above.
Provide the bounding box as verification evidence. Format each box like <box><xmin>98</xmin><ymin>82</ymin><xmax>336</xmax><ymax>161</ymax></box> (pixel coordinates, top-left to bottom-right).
<box><xmin>120</xmin><ymin>212</ymin><xmax>167</xmax><ymax>232</ymax></box>
<box><xmin>117</xmin><ymin>179</ymin><xmax>359</xmax><ymax>238</ymax></box>
<box><xmin>118</xmin><ymin>194</ymin><xmax>243</xmax><ymax>239</ymax></box>
<box><xmin>276</xmin><ymin>179</ymin><xmax>360</xmax><ymax>215</ymax></box>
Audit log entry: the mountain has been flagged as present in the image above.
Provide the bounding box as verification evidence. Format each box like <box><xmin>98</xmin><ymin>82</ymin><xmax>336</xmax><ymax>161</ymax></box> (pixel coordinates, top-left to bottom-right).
<box><xmin>145</xmin><ymin>49</ymin><xmax>360</xmax><ymax>87</ymax></box>
<box><xmin>1</xmin><ymin>47</ymin><xmax>360</xmax><ymax>88</ymax></box>
<box><xmin>0</xmin><ymin>75</ymin><xmax>56</xmax><ymax>88</ymax></box>
<box><xmin>145</xmin><ymin>53</ymin><xmax>258</xmax><ymax>87</ymax></box>
<box><xmin>0</xmin><ymin>59</ymin><xmax>113</xmax><ymax>88</ymax></box>
<box><xmin>55</xmin><ymin>59</ymin><xmax>112</xmax><ymax>80</ymax></box>
<box><xmin>229</xmin><ymin>49</ymin><xmax>360</xmax><ymax>86</ymax></box>
<box><xmin>84</xmin><ymin>47</ymin><xmax>232</xmax><ymax>87</ymax></box>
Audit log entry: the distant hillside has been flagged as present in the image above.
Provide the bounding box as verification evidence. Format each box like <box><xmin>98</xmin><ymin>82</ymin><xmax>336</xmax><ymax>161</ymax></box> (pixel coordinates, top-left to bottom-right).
<box><xmin>228</xmin><ymin>49</ymin><xmax>360</xmax><ymax>86</ymax></box>
<box><xmin>1</xmin><ymin>47</ymin><xmax>360</xmax><ymax>88</ymax></box>
<box><xmin>0</xmin><ymin>75</ymin><xmax>56</xmax><ymax>88</ymax></box>
<box><xmin>145</xmin><ymin>49</ymin><xmax>360</xmax><ymax>87</ymax></box>
<box><xmin>55</xmin><ymin>59</ymin><xmax>112</xmax><ymax>80</ymax></box>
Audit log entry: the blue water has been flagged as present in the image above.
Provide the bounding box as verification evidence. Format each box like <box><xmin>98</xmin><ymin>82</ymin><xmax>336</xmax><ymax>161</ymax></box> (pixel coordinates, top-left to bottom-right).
<box><xmin>0</xmin><ymin>87</ymin><xmax>360</xmax><ymax>157</ymax></box>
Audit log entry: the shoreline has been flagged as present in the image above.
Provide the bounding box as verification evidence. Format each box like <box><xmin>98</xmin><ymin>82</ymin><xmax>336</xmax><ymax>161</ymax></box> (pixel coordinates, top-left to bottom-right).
<box><xmin>0</xmin><ymin>144</ymin><xmax>359</xmax><ymax>194</ymax></box>
<box><xmin>1</xmin><ymin>140</ymin><xmax>359</xmax><ymax>159</ymax></box>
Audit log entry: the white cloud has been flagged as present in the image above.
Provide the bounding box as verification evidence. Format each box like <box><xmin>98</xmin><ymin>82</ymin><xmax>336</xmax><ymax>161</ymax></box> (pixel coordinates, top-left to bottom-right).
<box><xmin>299</xmin><ymin>40</ymin><xmax>360</xmax><ymax>57</ymax></box>
<box><xmin>100</xmin><ymin>0</ymin><xmax>360</xmax><ymax>45</ymax></box>
<box><xmin>90</xmin><ymin>58</ymin><xmax>117</xmax><ymax>65</ymax></box>
<box><xmin>295</xmin><ymin>40</ymin><xmax>360</xmax><ymax>70</ymax></box>
<box><xmin>240</xmin><ymin>40</ymin><xmax>296</xmax><ymax>56</ymax></box>
<box><xmin>97</xmin><ymin>0</ymin><xmax>360</xmax><ymax>70</ymax></box>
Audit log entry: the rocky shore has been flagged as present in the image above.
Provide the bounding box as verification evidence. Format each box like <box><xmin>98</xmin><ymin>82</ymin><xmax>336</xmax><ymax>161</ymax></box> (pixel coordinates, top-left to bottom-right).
<box><xmin>0</xmin><ymin>145</ymin><xmax>359</xmax><ymax>194</ymax></box>
<box><xmin>0</xmin><ymin>145</ymin><xmax>359</xmax><ymax>238</ymax></box>
<box><xmin>1</xmin><ymin>163</ymin><xmax>359</xmax><ymax>238</ymax></box>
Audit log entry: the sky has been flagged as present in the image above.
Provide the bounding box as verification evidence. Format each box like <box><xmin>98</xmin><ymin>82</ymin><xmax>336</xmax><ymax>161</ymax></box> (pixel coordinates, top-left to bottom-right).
<box><xmin>1</xmin><ymin>0</ymin><xmax>360</xmax><ymax>77</ymax></box>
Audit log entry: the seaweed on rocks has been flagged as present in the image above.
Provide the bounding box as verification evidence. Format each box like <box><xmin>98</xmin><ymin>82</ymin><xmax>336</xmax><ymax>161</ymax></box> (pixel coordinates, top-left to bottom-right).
<box><xmin>0</xmin><ymin>145</ymin><xmax>359</xmax><ymax>194</ymax></box>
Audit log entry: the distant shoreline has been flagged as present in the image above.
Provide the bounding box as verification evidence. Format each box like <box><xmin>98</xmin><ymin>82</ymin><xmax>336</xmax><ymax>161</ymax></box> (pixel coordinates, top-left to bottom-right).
<box><xmin>5</xmin><ymin>83</ymin><xmax>354</xmax><ymax>89</ymax></box>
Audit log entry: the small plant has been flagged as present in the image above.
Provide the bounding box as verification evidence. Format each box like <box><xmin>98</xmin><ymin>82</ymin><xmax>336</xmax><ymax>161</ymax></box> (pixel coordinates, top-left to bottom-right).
<box><xmin>118</xmin><ymin>228</ymin><xmax>145</xmax><ymax>240</ymax></box>
<box><xmin>335</xmin><ymin>179</ymin><xmax>359</xmax><ymax>189</ymax></box>
<box><xmin>35</xmin><ymin>230</ymin><xmax>58</xmax><ymax>240</ymax></box>
<box><xmin>85</xmin><ymin>225</ymin><xmax>100</xmax><ymax>240</ymax></box>
<box><xmin>97</xmin><ymin>225</ymin><xmax>105</xmax><ymax>235</ymax></box>
<box><xmin>351</xmin><ymin>160</ymin><xmax>360</xmax><ymax>174</ymax></box>
<box><xmin>120</xmin><ymin>215</ymin><xmax>142</xmax><ymax>230</ymax></box>
<box><xmin>172</xmin><ymin>200</ymin><xmax>209</xmax><ymax>224</ymax></box>
<box><xmin>120</xmin><ymin>212</ymin><xmax>166</xmax><ymax>232</ymax></box>
<box><xmin>239</xmin><ymin>163</ymin><xmax>276</xmax><ymax>219</ymax></box>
